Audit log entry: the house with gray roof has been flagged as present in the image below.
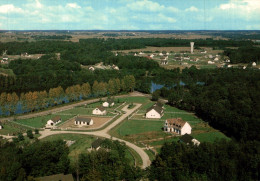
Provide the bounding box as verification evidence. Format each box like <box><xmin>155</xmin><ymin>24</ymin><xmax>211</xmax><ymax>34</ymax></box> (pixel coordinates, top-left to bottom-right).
<box><xmin>75</xmin><ymin>117</ymin><xmax>93</xmax><ymax>126</ymax></box>
<box><xmin>146</xmin><ymin>103</ymin><xmax>164</xmax><ymax>119</ymax></box>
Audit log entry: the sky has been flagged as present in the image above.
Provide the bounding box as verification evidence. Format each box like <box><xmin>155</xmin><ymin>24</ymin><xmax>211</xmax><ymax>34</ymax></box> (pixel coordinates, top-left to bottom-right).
<box><xmin>0</xmin><ymin>0</ymin><xmax>260</xmax><ymax>30</ymax></box>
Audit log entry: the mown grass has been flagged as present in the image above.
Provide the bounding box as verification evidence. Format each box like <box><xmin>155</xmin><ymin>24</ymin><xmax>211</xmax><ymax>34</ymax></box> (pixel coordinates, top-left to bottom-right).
<box><xmin>118</xmin><ymin>96</ymin><xmax>150</xmax><ymax>104</ymax></box>
<box><xmin>16</xmin><ymin>114</ymin><xmax>75</xmax><ymax>128</ymax></box>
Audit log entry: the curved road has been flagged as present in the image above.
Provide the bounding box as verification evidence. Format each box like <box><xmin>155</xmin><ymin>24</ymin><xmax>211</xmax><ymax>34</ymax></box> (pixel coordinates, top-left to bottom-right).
<box><xmin>38</xmin><ymin>103</ymin><xmax>151</xmax><ymax>169</ymax></box>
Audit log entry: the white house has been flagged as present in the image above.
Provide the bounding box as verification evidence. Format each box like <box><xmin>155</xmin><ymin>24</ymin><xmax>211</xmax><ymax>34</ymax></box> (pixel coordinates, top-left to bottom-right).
<box><xmin>228</xmin><ymin>65</ymin><xmax>232</xmax><ymax>68</ymax></box>
<box><xmin>179</xmin><ymin>134</ymin><xmax>200</xmax><ymax>146</ymax></box>
<box><xmin>0</xmin><ymin>124</ymin><xmax>2</xmax><ymax>129</ymax></box>
<box><xmin>208</xmin><ymin>61</ymin><xmax>215</xmax><ymax>64</ymax></box>
<box><xmin>161</xmin><ymin>60</ymin><xmax>168</xmax><ymax>65</ymax></box>
<box><xmin>139</xmin><ymin>51</ymin><xmax>144</xmax><ymax>55</ymax></box>
<box><xmin>214</xmin><ymin>57</ymin><xmax>219</xmax><ymax>61</ymax></box>
<box><xmin>159</xmin><ymin>52</ymin><xmax>163</xmax><ymax>56</ymax></box>
<box><xmin>225</xmin><ymin>59</ymin><xmax>230</xmax><ymax>63</ymax></box>
<box><xmin>208</xmin><ymin>54</ymin><xmax>213</xmax><ymax>59</ymax></box>
<box><xmin>243</xmin><ymin>66</ymin><xmax>246</xmax><ymax>69</ymax></box>
<box><xmin>102</xmin><ymin>98</ymin><xmax>114</xmax><ymax>107</ymax></box>
<box><xmin>252</xmin><ymin>62</ymin><xmax>257</xmax><ymax>66</ymax></box>
<box><xmin>149</xmin><ymin>54</ymin><xmax>154</xmax><ymax>58</ymax></box>
<box><xmin>164</xmin><ymin>118</ymin><xmax>191</xmax><ymax>135</ymax></box>
<box><xmin>134</xmin><ymin>53</ymin><xmax>137</xmax><ymax>56</ymax></box>
<box><xmin>166</xmin><ymin>52</ymin><xmax>170</xmax><ymax>55</ymax></box>
<box><xmin>146</xmin><ymin>104</ymin><xmax>164</xmax><ymax>119</ymax></box>
<box><xmin>89</xmin><ymin>66</ymin><xmax>95</xmax><ymax>71</ymax></box>
<box><xmin>75</xmin><ymin>117</ymin><xmax>93</xmax><ymax>126</ymax></box>
<box><xmin>92</xmin><ymin>106</ymin><xmax>106</xmax><ymax>115</ymax></box>
<box><xmin>112</xmin><ymin>65</ymin><xmax>119</xmax><ymax>70</ymax></box>
<box><xmin>46</xmin><ymin>116</ymin><xmax>62</xmax><ymax>127</ymax></box>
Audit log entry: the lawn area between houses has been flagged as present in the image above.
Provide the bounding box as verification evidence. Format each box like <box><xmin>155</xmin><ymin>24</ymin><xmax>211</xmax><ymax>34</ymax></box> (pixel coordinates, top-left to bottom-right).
<box><xmin>0</xmin><ymin>121</ymin><xmax>29</xmax><ymax>135</ymax></box>
<box><xmin>16</xmin><ymin>114</ymin><xmax>75</xmax><ymax>128</ymax></box>
<box><xmin>110</xmin><ymin>101</ymin><xmax>230</xmax><ymax>151</ymax></box>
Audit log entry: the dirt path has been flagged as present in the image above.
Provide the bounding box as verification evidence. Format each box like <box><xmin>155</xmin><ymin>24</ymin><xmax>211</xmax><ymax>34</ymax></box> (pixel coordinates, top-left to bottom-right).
<box><xmin>38</xmin><ymin>103</ymin><xmax>151</xmax><ymax>169</ymax></box>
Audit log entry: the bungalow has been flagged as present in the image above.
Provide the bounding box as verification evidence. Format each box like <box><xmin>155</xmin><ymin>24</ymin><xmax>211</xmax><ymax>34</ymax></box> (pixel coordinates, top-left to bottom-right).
<box><xmin>179</xmin><ymin>134</ymin><xmax>200</xmax><ymax>146</ymax></box>
<box><xmin>134</xmin><ymin>53</ymin><xmax>137</xmax><ymax>56</ymax></box>
<box><xmin>92</xmin><ymin>106</ymin><xmax>106</xmax><ymax>115</ymax></box>
<box><xmin>252</xmin><ymin>62</ymin><xmax>256</xmax><ymax>66</ymax></box>
<box><xmin>225</xmin><ymin>59</ymin><xmax>230</xmax><ymax>63</ymax></box>
<box><xmin>75</xmin><ymin>117</ymin><xmax>93</xmax><ymax>126</ymax></box>
<box><xmin>139</xmin><ymin>51</ymin><xmax>144</xmax><ymax>55</ymax></box>
<box><xmin>0</xmin><ymin>124</ymin><xmax>2</xmax><ymax>129</ymax></box>
<box><xmin>46</xmin><ymin>116</ymin><xmax>62</xmax><ymax>127</ymax></box>
<box><xmin>2</xmin><ymin>55</ymin><xmax>8</xmax><ymax>61</ymax></box>
<box><xmin>214</xmin><ymin>57</ymin><xmax>219</xmax><ymax>61</ymax></box>
<box><xmin>159</xmin><ymin>52</ymin><xmax>163</xmax><ymax>56</ymax></box>
<box><xmin>164</xmin><ymin>118</ymin><xmax>191</xmax><ymax>135</ymax></box>
<box><xmin>146</xmin><ymin>104</ymin><xmax>164</xmax><ymax>119</ymax></box>
<box><xmin>102</xmin><ymin>98</ymin><xmax>114</xmax><ymax>107</ymax></box>
<box><xmin>166</xmin><ymin>52</ymin><xmax>170</xmax><ymax>55</ymax></box>
<box><xmin>91</xmin><ymin>138</ymin><xmax>104</xmax><ymax>150</ymax></box>
<box><xmin>149</xmin><ymin>54</ymin><xmax>154</xmax><ymax>58</ymax></box>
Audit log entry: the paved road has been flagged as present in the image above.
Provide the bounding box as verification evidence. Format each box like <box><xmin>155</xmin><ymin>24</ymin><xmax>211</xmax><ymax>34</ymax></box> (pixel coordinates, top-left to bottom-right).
<box><xmin>38</xmin><ymin>103</ymin><xmax>151</xmax><ymax>169</ymax></box>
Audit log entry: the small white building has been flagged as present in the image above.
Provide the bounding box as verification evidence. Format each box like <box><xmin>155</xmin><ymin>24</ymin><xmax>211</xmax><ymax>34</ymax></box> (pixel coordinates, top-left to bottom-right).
<box><xmin>103</xmin><ymin>98</ymin><xmax>115</xmax><ymax>107</ymax></box>
<box><xmin>46</xmin><ymin>116</ymin><xmax>62</xmax><ymax>127</ymax></box>
<box><xmin>146</xmin><ymin>104</ymin><xmax>164</xmax><ymax>119</ymax></box>
<box><xmin>92</xmin><ymin>106</ymin><xmax>106</xmax><ymax>115</ymax></box>
<box><xmin>89</xmin><ymin>66</ymin><xmax>95</xmax><ymax>71</ymax></box>
<box><xmin>214</xmin><ymin>57</ymin><xmax>219</xmax><ymax>61</ymax></box>
<box><xmin>208</xmin><ymin>54</ymin><xmax>213</xmax><ymax>59</ymax></box>
<box><xmin>75</xmin><ymin>117</ymin><xmax>93</xmax><ymax>126</ymax></box>
<box><xmin>134</xmin><ymin>53</ymin><xmax>137</xmax><ymax>56</ymax></box>
<box><xmin>149</xmin><ymin>54</ymin><xmax>154</xmax><ymax>58</ymax></box>
<box><xmin>164</xmin><ymin>118</ymin><xmax>191</xmax><ymax>135</ymax></box>
<box><xmin>159</xmin><ymin>52</ymin><xmax>163</xmax><ymax>56</ymax></box>
<box><xmin>228</xmin><ymin>65</ymin><xmax>232</xmax><ymax>68</ymax></box>
<box><xmin>0</xmin><ymin>124</ymin><xmax>2</xmax><ymax>129</ymax></box>
<box><xmin>243</xmin><ymin>66</ymin><xmax>246</xmax><ymax>69</ymax></box>
<box><xmin>112</xmin><ymin>65</ymin><xmax>119</xmax><ymax>70</ymax></box>
<box><xmin>139</xmin><ymin>51</ymin><xmax>144</xmax><ymax>55</ymax></box>
<box><xmin>225</xmin><ymin>59</ymin><xmax>230</xmax><ymax>63</ymax></box>
<box><xmin>166</xmin><ymin>52</ymin><xmax>170</xmax><ymax>55</ymax></box>
<box><xmin>252</xmin><ymin>62</ymin><xmax>257</xmax><ymax>66</ymax></box>
<box><xmin>208</xmin><ymin>61</ymin><xmax>215</xmax><ymax>64</ymax></box>
<box><xmin>179</xmin><ymin>134</ymin><xmax>200</xmax><ymax>146</ymax></box>
<box><xmin>161</xmin><ymin>60</ymin><xmax>168</xmax><ymax>65</ymax></box>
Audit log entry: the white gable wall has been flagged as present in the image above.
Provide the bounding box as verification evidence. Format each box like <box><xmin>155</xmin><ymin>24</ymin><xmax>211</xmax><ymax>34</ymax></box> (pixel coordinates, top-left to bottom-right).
<box><xmin>146</xmin><ymin>109</ymin><xmax>161</xmax><ymax>118</ymax></box>
<box><xmin>180</xmin><ymin>122</ymin><xmax>192</xmax><ymax>135</ymax></box>
<box><xmin>103</xmin><ymin>102</ymin><xmax>109</xmax><ymax>107</ymax></box>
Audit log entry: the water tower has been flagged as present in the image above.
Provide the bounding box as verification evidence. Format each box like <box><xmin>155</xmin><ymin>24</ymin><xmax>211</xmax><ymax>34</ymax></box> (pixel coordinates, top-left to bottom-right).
<box><xmin>190</xmin><ymin>42</ymin><xmax>194</xmax><ymax>54</ymax></box>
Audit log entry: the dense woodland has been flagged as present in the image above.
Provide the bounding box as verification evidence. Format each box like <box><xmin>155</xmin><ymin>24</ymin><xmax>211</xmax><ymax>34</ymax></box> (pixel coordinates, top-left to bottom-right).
<box><xmin>0</xmin><ymin>37</ymin><xmax>260</xmax><ymax>180</ymax></box>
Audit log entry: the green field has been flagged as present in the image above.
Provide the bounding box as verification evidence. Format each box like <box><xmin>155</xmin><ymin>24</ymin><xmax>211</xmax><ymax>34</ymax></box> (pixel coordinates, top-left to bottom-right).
<box><xmin>118</xmin><ymin>96</ymin><xmax>150</xmax><ymax>103</ymax></box>
<box><xmin>16</xmin><ymin>114</ymin><xmax>75</xmax><ymax>128</ymax></box>
<box><xmin>59</xmin><ymin>106</ymin><xmax>116</xmax><ymax>116</ymax></box>
<box><xmin>0</xmin><ymin>122</ymin><xmax>28</xmax><ymax>135</ymax></box>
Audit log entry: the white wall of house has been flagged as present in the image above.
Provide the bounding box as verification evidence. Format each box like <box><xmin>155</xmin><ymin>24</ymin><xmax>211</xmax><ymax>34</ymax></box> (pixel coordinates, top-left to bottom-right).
<box><xmin>103</xmin><ymin>102</ymin><xmax>109</xmax><ymax>107</ymax></box>
<box><xmin>0</xmin><ymin>125</ymin><xmax>2</xmax><ymax>129</ymax></box>
<box><xmin>75</xmin><ymin>119</ymin><xmax>93</xmax><ymax>126</ymax></box>
<box><xmin>180</xmin><ymin>122</ymin><xmax>192</xmax><ymax>135</ymax></box>
<box><xmin>92</xmin><ymin>108</ymin><xmax>106</xmax><ymax>115</ymax></box>
<box><xmin>146</xmin><ymin>109</ymin><xmax>161</xmax><ymax>118</ymax></box>
<box><xmin>47</xmin><ymin>120</ymin><xmax>55</xmax><ymax>126</ymax></box>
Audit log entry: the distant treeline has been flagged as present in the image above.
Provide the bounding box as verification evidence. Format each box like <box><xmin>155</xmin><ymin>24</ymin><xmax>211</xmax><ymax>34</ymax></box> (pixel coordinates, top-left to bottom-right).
<box><xmin>224</xmin><ymin>46</ymin><xmax>260</xmax><ymax>64</ymax></box>
<box><xmin>31</xmin><ymin>35</ymin><xmax>72</xmax><ymax>40</ymax></box>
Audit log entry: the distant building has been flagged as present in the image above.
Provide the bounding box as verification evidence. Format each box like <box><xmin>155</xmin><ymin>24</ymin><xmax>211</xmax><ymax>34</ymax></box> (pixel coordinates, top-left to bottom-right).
<box><xmin>139</xmin><ymin>51</ymin><xmax>144</xmax><ymax>55</ymax></box>
<box><xmin>46</xmin><ymin>116</ymin><xmax>62</xmax><ymax>127</ymax></box>
<box><xmin>214</xmin><ymin>57</ymin><xmax>219</xmax><ymax>61</ymax></box>
<box><xmin>112</xmin><ymin>64</ymin><xmax>119</xmax><ymax>70</ymax></box>
<box><xmin>149</xmin><ymin>54</ymin><xmax>154</xmax><ymax>58</ymax></box>
<box><xmin>89</xmin><ymin>66</ymin><xmax>95</xmax><ymax>71</ymax></box>
<box><xmin>146</xmin><ymin>103</ymin><xmax>164</xmax><ymax>119</ymax></box>
<box><xmin>0</xmin><ymin>124</ymin><xmax>2</xmax><ymax>129</ymax></box>
<box><xmin>103</xmin><ymin>98</ymin><xmax>115</xmax><ymax>107</ymax></box>
<box><xmin>134</xmin><ymin>53</ymin><xmax>137</xmax><ymax>56</ymax></box>
<box><xmin>159</xmin><ymin>52</ymin><xmax>163</xmax><ymax>56</ymax></box>
<box><xmin>92</xmin><ymin>106</ymin><xmax>106</xmax><ymax>115</ymax></box>
<box><xmin>91</xmin><ymin>138</ymin><xmax>104</xmax><ymax>150</ymax></box>
<box><xmin>243</xmin><ymin>66</ymin><xmax>246</xmax><ymax>69</ymax></box>
<box><xmin>208</xmin><ymin>61</ymin><xmax>215</xmax><ymax>64</ymax></box>
<box><xmin>252</xmin><ymin>62</ymin><xmax>257</xmax><ymax>66</ymax></box>
<box><xmin>164</xmin><ymin>118</ymin><xmax>191</xmax><ymax>135</ymax></box>
<box><xmin>161</xmin><ymin>60</ymin><xmax>168</xmax><ymax>65</ymax></box>
<box><xmin>179</xmin><ymin>134</ymin><xmax>200</xmax><ymax>146</ymax></box>
<box><xmin>208</xmin><ymin>54</ymin><xmax>213</xmax><ymax>59</ymax></box>
<box><xmin>225</xmin><ymin>59</ymin><xmax>230</xmax><ymax>63</ymax></box>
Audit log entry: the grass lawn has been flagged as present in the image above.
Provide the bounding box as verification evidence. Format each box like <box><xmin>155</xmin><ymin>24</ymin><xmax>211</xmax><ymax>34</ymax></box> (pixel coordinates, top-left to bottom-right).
<box><xmin>113</xmin><ymin>120</ymin><xmax>164</xmax><ymax>136</ymax></box>
<box><xmin>193</xmin><ymin>131</ymin><xmax>230</xmax><ymax>143</ymax></box>
<box><xmin>0</xmin><ymin>121</ymin><xmax>31</xmax><ymax>135</ymax></box>
<box><xmin>16</xmin><ymin>114</ymin><xmax>75</xmax><ymax>128</ymax></box>
<box><xmin>59</xmin><ymin>107</ymin><xmax>115</xmax><ymax>117</ymax></box>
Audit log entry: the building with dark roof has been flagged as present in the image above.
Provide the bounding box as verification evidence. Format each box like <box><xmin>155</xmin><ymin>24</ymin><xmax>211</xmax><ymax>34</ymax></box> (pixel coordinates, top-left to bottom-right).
<box><xmin>179</xmin><ymin>133</ymin><xmax>200</xmax><ymax>146</ymax></box>
<box><xmin>91</xmin><ymin>138</ymin><xmax>104</xmax><ymax>150</ymax></box>
<box><xmin>75</xmin><ymin>117</ymin><xmax>93</xmax><ymax>126</ymax></box>
<box><xmin>92</xmin><ymin>106</ymin><xmax>106</xmax><ymax>115</ymax></box>
<box><xmin>146</xmin><ymin>103</ymin><xmax>164</xmax><ymax>119</ymax></box>
<box><xmin>164</xmin><ymin>118</ymin><xmax>191</xmax><ymax>135</ymax></box>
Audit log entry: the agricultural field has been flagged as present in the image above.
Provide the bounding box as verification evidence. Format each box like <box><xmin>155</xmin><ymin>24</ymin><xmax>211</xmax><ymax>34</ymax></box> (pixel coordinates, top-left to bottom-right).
<box><xmin>0</xmin><ymin>121</ymin><xmax>31</xmax><ymax>135</ymax></box>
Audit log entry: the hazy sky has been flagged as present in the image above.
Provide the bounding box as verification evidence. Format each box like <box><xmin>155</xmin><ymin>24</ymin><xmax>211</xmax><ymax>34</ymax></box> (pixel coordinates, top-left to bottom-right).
<box><xmin>0</xmin><ymin>0</ymin><xmax>259</xmax><ymax>30</ymax></box>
